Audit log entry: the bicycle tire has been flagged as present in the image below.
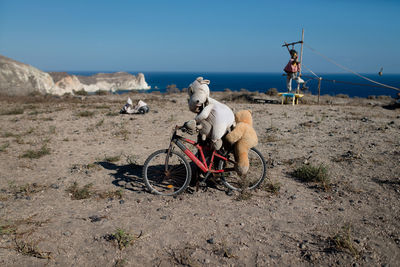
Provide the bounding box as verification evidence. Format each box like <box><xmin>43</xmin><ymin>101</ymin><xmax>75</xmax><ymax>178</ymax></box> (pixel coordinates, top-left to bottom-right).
<box><xmin>218</xmin><ymin>147</ymin><xmax>267</xmax><ymax>191</ymax></box>
<box><xmin>142</xmin><ymin>149</ymin><xmax>192</xmax><ymax>196</ymax></box>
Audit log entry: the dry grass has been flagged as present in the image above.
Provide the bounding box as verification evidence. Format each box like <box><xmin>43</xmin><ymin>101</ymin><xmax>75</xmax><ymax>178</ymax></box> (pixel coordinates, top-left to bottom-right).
<box><xmin>66</xmin><ymin>182</ymin><xmax>93</xmax><ymax>200</ymax></box>
<box><xmin>0</xmin><ymin>142</ymin><xmax>9</xmax><ymax>152</ymax></box>
<box><xmin>14</xmin><ymin>239</ymin><xmax>52</xmax><ymax>259</ymax></box>
<box><xmin>97</xmin><ymin>189</ymin><xmax>124</xmax><ymax>200</ymax></box>
<box><xmin>261</xmin><ymin>181</ymin><xmax>281</xmax><ymax>195</ymax></box>
<box><xmin>20</xmin><ymin>145</ymin><xmax>51</xmax><ymax>159</ymax></box>
<box><xmin>291</xmin><ymin>163</ymin><xmax>330</xmax><ymax>190</ymax></box>
<box><xmin>103</xmin><ymin>154</ymin><xmax>121</xmax><ymax>163</ymax></box>
<box><xmin>75</xmin><ymin>110</ymin><xmax>95</xmax><ymax>117</ymax></box>
<box><xmin>0</xmin><ymin>108</ymin><xmax>24</xmax><ymax>115</ymax></box>
<box><xmin>328</xmin><ymin>224</ymin><xmax>359</xmax><ymax>257</ymax></box>
<box><xmin>5</xmin><ymin>182</ymin><xmax>49</xmax><ymax>199</ymax></box>
<box><xmin>169</xmin><ymin>245</ymin><xmax>200</xmax><ymax>267</ymax></box>
<box><xmin>105</xmin><ymin>228</ymin><xmax>140</xmax><ymax>250</ymax></box>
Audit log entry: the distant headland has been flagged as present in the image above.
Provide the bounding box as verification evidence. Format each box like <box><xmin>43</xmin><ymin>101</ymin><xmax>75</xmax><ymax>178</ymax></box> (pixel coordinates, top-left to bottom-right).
<box><xmin>0</xmin><ymin>54</ymin><xmax>150</xmax><ymax>96</ymax></box>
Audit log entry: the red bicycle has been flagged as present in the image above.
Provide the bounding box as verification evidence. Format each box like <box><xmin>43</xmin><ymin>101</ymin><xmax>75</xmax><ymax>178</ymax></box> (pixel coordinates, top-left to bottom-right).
<box><xmin>142</xmin><ymin>125</ymin><xmax>267</xmax><ymax>196</ymax></box>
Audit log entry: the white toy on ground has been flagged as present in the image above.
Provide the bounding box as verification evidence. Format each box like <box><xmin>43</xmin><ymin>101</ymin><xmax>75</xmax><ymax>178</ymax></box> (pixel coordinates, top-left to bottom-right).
<box><xmin>120</xmin><ymin>97</ymin><xmax>149</xmax><ymax>114</ymax></box>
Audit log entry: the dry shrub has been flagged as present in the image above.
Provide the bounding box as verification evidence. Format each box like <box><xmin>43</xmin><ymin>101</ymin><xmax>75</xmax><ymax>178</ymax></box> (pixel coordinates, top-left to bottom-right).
<box><xmin>21</xmin><ymin>145</ymin><xmax>50</xmax><ymax>159</ymax></box>
<box><xmin>66</xmin><ymin>182</ymin><xmax>93</xmax><ymax>200</ymax></box>
<box><xmin>266</xmin><ymin>88</ymin><xmax>278</xmax><ymax>96</ymax></box>
<box><xmin>336</xmin><ymin>94</ymin><xmax>350</xmax><ymax>98</ymax></box>
<box><xmin>291</xmin><ymin>163</ymin><xmax>330</xmax><ymax>190</ymax></box>
<box><xmin>328</xmin><ymin>224</ymin><xmax>359</xmax><ymax>257</ymax></box>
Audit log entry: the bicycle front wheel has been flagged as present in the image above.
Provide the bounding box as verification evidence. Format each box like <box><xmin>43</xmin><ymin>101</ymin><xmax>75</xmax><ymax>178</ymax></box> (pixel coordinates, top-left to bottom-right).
<box><xmin>218</xmin><ymin>147</ymin><xmax>267</xmax><ymax>191</ymax></box>
<box><xmin>142</xmin><ymin>149</ymin><xmax>191</xmax><ymax>196</ymax></box>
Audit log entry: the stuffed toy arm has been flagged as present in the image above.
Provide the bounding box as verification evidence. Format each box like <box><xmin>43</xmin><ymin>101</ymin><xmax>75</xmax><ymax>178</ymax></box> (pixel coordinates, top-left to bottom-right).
<box><xmin>225</xmin><ymin>123</ymin><xmax>246</xmax><ymax>144</ymax></box>
<box><xmin>194</xmin><ymin>103</ymin><xmax>214</xmax><ymax>122</ymax></box>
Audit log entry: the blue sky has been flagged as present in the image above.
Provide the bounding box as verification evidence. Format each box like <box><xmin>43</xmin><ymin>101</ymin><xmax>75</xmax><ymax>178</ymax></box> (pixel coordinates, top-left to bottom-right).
<box><xmin>0</xmin><ymin>0</ymin><xmax>399</xmax><ymax>73</ymax></box>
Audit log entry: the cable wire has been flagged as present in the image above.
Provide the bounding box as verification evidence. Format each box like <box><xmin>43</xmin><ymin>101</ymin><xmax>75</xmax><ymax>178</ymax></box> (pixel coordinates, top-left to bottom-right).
<box><xmin>304</xmin><ymin>43</ymin><xmax>400</xmax><ymax>92</ymax></box>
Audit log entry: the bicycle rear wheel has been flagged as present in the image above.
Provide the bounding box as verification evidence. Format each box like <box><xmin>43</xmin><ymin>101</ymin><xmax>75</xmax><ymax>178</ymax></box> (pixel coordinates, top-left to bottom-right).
<box><xmin>142</xmin><ymin>149</ymin><xmax>191</xmax><ymax>196</ymax></box>
<box><xmin>218</xmin><ymin>147</ymin><xmax>267</xmax><ymax>191</ymax></box>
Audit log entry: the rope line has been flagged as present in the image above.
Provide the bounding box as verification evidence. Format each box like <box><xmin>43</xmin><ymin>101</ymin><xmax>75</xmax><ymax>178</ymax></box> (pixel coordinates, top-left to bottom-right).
<box><xmin>300</xmin><ymin>75</ymin><xmax>395</xmax><ymax>89</ymax></box>
<box><xmin>301</xmin><ymin>64</ymin><xmax>320</xmax><ymax>78</ymax></box>
<box><xmin>304</xmin><ymin>43</ymin><xmax>400</xmax><ymax>92</ymax></box>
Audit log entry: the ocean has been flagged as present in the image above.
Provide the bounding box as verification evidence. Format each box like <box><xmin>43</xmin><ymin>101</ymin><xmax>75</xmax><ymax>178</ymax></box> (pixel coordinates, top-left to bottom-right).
<box><xmin>69</xmin><ymin>71</ymin><xmax>400</xmax><ymax>98</ymax></box>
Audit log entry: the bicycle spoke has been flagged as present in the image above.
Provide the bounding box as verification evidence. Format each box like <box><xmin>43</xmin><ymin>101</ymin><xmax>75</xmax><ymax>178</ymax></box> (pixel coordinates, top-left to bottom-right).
<box><xmin>143</xmin><ymin>149</ymin><xmax>191</xmax><ymax>196</ymax></box>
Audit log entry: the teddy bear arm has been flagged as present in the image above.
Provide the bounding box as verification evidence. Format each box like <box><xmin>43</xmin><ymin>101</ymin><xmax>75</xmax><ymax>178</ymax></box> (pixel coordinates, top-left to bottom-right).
<box><xmin>225</xmin><ymin>123</ymin><xmax>246</xmax><ymax>144</ymax></box>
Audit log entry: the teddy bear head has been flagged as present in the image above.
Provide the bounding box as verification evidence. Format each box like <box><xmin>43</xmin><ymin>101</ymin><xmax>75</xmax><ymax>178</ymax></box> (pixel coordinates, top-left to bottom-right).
<box><xmin>234</xmin><ymin>110</ymin><xmax>253</xmax><ymax>126</ymax></box>
<box><xmin>187</xmin><ymin>77</ymin><xmax>210</xmax><ymax>113</ymax></box>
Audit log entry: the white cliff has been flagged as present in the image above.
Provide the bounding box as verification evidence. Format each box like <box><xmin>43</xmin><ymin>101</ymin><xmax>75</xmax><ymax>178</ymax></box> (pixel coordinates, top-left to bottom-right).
<box><xmin>0</xmin><ymin>55</ymin><xmax>55</xmax><ymax>96</ymax></box>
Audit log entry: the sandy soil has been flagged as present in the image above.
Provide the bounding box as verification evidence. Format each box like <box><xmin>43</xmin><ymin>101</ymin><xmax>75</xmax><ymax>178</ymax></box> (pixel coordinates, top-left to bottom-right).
<box><xmin>0</xmin><ymin>92</ymin><xmax>399</xmax><ymax>266</ymax></box>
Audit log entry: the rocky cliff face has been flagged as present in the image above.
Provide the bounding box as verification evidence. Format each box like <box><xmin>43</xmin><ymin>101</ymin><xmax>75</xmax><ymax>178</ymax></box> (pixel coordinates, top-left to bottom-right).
<box><xmin>0</xmin><ymin>55</ymin><xmax>55</xmax><ymax>96</ymax></box>
<box><xmin>0</xmin><ymin>54</ymin><xmax>151</xmax><ymax>96</ymax></box>
<box><xmin>75</xmin><ymin>72</ymin><xmax>151</xmax><ymax>92</ymax></box>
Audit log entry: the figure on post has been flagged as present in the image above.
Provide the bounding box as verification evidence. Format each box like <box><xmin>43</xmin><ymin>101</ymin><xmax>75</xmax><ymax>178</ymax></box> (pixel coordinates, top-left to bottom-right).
<box><xmin>284</xmin><ymin>49</ymin><xmax>301</xmax><ymax>92</ymax></box>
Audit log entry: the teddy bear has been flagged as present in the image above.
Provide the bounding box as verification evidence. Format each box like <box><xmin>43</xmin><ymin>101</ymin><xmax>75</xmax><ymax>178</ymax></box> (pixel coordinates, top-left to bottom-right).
<box><xmin>185</xmin><ymin>77</ymin><xmax>235</xmax><ymax>150</ymax></box>
<box><xmin>225</xmin><ymin>110</ymin><xmax>258</xmax><ymax>176</ymax></box>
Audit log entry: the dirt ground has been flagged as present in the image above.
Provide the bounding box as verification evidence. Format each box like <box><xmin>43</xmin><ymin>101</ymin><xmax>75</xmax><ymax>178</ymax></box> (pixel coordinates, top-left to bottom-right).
<box><xmin>0</xmin><ymin>91</ymin><xmax>399</xmax><ymax>266</ymax></box>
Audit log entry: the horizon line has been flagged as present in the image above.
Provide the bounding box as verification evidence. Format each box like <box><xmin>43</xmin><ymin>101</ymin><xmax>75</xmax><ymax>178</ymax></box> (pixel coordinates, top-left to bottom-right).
<box><xmin>45</xmin><ymin>70</ymin><xmax>400</xmax><ymax>75</ymax></box>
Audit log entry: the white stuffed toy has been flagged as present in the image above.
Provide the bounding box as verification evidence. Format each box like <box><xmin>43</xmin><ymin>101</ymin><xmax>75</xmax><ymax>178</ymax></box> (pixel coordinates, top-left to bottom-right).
<box><xmin>185</xmin><ymin>77</ymin><xmax>235</xmax><ymax>150</ymax></box>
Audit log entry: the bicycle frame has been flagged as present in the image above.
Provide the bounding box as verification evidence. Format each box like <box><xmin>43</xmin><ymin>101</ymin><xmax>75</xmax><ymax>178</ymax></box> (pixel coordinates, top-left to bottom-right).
<box><xmin>167</xmin><ymin>126</ymin><xmax>235</xmax><ymax>174</ymax></box>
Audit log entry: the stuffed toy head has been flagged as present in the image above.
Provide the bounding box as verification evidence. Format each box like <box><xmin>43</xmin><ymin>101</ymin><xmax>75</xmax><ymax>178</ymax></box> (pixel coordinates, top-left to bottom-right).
<box><xmin>187</xmin><ymin>77</ymin><xmax>210</xmax><ymax>113</ymax></box>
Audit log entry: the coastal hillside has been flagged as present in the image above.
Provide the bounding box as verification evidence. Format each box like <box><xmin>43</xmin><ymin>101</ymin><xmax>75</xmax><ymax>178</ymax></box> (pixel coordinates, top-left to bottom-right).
<box><xmin>0</xmin><ymin>55</ymin><xmax>150</xmax><ymax>96</ymax></box>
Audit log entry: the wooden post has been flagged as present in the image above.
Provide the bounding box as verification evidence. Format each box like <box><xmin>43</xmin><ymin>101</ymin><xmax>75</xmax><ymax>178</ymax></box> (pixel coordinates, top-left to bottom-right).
<box><xmin>317</xmin><ymin>77</ymin><xmax>322</xmax><ymax>104</ymax></box>
<box><xmin>299</xmin><ymin>28</ymin><xmax>304</xmax><ymax>77</ymax></box>
<box><xmin>297</xmin><ymin>29</ymin><xmax>304</xmax><ymax>94</ymax></box>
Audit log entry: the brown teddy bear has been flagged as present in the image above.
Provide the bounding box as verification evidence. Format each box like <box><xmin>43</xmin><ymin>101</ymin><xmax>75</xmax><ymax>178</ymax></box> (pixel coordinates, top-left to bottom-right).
<box><xmin>225</xmin><ymin>110</ymin><xmax>258</xmax><ymax>176</ymax></box>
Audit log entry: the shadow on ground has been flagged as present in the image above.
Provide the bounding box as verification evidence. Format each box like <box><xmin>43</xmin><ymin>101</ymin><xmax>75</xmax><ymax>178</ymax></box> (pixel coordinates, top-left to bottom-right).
<box><xmin>97</xmin><ymin>161</ymin><xmax>146</xmax><ymax>193</ymax></box>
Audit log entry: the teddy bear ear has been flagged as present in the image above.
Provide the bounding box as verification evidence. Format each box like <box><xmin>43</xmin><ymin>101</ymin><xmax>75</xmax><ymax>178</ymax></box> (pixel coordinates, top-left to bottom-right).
<box><xmin>196</xmin><ymin>77</ymin><xmax>204</xmax><ymax>82</ymax></box>
<box><xmin>201</xmin><ymin>79</ymin><xmax>210</xmax><ymax>85</ymax></box>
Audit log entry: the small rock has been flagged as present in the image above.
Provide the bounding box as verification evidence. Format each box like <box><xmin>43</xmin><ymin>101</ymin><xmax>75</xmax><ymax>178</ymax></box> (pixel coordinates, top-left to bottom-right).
<box><xmin>25</xmin><ymin>196</ymin><xmax>31</xmax><ymax>200</ymax></box>
<box><xmin>160</xmin><ymin>216</ymin><xmax>167</xmax><ymax>220</ymax></box>
<box><xmin>289</xmin><ymin>194</ymin><xmax>297</xmax><ymax>200</ymax></box>
<box><xmin>0</xmin><ymin>202</ymin><xmax>4</xmax><ymax>209</ymax></box>
<box><xmin>206</xmin><ymin>238</ymin><xmax>215</xmax><ymax>244</ymax></box>
<box><xmin>89</xmin><ymin>215</ymin><xmax>102</xmax><ymax>222</ymax></box>
<box><xmin>338</xmin><ymin>207</ymin><xmax>345</xmax><ymax>211</ymax></box>
<box><xmin>299</xmin><ymin>243</ymin><xmax>306</xmax><ymax>249</ymax></box>
<box><xmin>50</xmin><ymin>184</ymin><xmax>59</xmax><ymax>189</ymax></box>
<box><xmin>106</xmin><ymin>205</ymin><xmax>112</xmax><ymax>209</ymax></box>
<box><xmin>119</xmin><ymin>200</ymin><xmax>125</xmax><ymax>204</ymax></box>
<box><xmin>63</xmin><ymin>231</ymin><xmax>72</xmax><ymax>236</ymax></box>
